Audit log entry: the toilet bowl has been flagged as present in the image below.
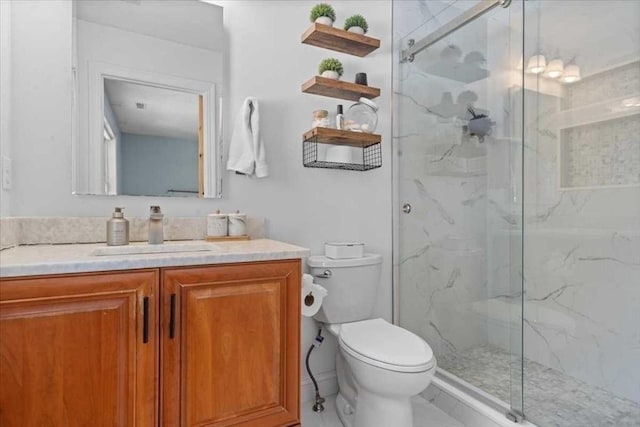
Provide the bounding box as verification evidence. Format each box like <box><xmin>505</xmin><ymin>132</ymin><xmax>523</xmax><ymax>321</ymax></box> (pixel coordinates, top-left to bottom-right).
<box><xmin>308</xmin><ymin>253</ymin><xmax>436</xmax><ymax>427</ymax></box>
<box><xmin>326</xmin><ymin>319</ymin><xmax>436</xmax><ymax>427</ymax></box>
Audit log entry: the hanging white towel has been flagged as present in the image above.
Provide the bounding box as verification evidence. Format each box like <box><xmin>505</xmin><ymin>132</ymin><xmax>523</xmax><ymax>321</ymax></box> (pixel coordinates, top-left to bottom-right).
<box><xmin>226</xmin><ymin>97</ymin><xmax>269</xmax><ymax>178</ymax></box>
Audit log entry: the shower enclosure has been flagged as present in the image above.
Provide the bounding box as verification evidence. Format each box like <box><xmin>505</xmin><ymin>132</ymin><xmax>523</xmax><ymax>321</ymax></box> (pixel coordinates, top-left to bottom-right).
<box><xmin>393</xmin><ymin>1</ymin><xmax>640</xmax><ymax>425</ymax></box>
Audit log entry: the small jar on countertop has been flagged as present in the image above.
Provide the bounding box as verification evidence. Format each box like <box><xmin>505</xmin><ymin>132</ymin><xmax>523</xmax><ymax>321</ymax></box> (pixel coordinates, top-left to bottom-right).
<box><xmin>207</xmin><ymin>210</ymin><xmax>228</xmax><ymax>237</ymax></box>
<box><xmin>228</xmin><ymin>211</ymin><xmax>247</xmax><ymax>236</ymax></box>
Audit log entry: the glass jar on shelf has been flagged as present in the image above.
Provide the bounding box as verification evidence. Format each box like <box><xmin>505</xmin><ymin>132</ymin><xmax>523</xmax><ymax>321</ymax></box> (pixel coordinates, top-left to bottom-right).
<box><xmin>344</xmin><ymin>97</ymin><xmax>378</xmax><ymax>133</ymax></box>
<box><xmin>312</xmin><ymin>110</ymin><xmax>330</xmax><ymax>128</ymax></box>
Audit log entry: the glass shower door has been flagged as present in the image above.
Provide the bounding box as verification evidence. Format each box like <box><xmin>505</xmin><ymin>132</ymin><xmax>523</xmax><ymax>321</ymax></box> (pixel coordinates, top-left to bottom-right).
<box><xmin>393</xmin><ymin>0</ymin><xmax>525</xmax><ymax>418</ymax></box>
<box><xmin>521</xmin><ymin>1</ymin><xmax>640</xmax><ymax>425</ymax></box>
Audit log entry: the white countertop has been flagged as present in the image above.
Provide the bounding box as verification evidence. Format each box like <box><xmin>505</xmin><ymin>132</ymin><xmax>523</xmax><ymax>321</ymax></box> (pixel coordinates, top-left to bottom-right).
<box><xmin>0</xmin><ymin>239</ymin><xmax>310</xmax><ymax>278</ymax></box>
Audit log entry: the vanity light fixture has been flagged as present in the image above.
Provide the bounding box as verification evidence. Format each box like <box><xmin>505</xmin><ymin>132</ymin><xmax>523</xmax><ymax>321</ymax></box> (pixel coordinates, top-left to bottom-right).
<box><xmin>544</xmin><ymin>58</ymin><xmax>564</xmax><ymax>78</ymax></box>
<box><xmin>526</xmin><ymin>54</ymin><xmax>546</xmax><ymax>74</ymax></box>
<box><xmin>561</xmin><ymin>64</ymin><xmax>581</xmax><ymax>83</ymax></box>
<box><xmin>621</xmin><ymin>97</ymin><xmax>640</xmax><ymax>108</ymax></box>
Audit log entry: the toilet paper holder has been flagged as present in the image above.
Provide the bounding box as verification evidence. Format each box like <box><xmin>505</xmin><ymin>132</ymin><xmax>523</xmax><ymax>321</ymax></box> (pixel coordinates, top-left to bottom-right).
<box><xmin>314</xmin><ymin>269</ymin><xmax>332</xmax><ymax>279</ymax></box>
<box><xmin>304</xmin><ymin>293</ymin><xmax>316</xmax><ymax>307</ymax></box>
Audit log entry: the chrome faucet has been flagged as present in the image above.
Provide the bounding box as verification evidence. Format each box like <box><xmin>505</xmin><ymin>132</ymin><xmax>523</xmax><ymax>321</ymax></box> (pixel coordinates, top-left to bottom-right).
<box><xmin>148</xmin><ymin>206</ymin><xmax>164</xmax><ymax>244</ymax></box>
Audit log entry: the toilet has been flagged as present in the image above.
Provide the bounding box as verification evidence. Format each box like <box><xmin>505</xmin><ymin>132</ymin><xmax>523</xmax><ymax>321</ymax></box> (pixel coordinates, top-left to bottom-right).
<box><xmin>308</xmin><ymin>253</ymin><xmax>436</xmax><ymax>427</ymax></box>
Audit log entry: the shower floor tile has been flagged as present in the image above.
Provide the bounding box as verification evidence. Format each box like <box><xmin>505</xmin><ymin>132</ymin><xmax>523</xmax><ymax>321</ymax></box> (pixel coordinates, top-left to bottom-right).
<box><xmin>439</xmin><ymin>345</ymin><xmax>640</xmax><ymax>427</ymax></box>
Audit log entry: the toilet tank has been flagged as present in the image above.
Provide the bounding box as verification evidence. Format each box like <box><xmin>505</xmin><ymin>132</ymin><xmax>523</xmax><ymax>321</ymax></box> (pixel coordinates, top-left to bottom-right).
<box><xmin>307</xmin><ymin>253</ymin><xmax>383</xmax><ymax>324</ymax></box>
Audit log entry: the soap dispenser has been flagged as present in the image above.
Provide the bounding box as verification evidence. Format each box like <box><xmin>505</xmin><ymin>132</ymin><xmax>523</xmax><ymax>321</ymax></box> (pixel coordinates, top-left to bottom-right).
<box><xmin>107</xmin><ymin>207</ymin><xmax>129</xmax><ymax>246</ymax></box>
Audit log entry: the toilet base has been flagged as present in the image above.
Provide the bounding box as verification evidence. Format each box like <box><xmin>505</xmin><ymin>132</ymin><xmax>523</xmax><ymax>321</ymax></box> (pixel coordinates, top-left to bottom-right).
<box><xmin>336</xmin><ymin>393</ymin><xmax>420</xmax><ymax>427</ymax></box>
<box><xmin>336</xmin><ymin>392</ymin><xmax>355</xmax><ymax>427</ymax></box>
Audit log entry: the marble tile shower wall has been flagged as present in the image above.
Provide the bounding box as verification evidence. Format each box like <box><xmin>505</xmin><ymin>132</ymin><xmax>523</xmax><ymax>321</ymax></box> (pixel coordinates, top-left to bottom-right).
<box><xmin>563</xmin><ymin>115</ymin><xmax>640</xmax><ymax>188</ymax></box>
<box><xmin>561</xmin><ymin>62</ymin><xmax>640</xmax><ymax>189</ymax></box>
<box><xmin>508</xmin><ymin>65</ymin><xmax>640</xmax><ymax>402</ymax></box>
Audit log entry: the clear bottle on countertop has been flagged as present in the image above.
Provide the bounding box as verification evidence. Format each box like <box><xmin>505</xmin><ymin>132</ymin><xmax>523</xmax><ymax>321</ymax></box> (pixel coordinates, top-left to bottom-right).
<box><xmin>107</xmin><ymin>207</ymin><xmax>129</xmax><ymax>246</ymax></box>
<box><xmin>148</xmin><ymin>206</ymin><xmax>164</xmax><ymax>244</ymax></box>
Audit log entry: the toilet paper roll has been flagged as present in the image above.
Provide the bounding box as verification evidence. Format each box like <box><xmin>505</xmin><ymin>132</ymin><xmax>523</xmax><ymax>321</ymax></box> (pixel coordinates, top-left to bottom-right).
<box><xmin>325</xmin><ymin>146</ymin><xmax>353</xmax><ymax>163</ymax></box>
<box><xmin>301</xmin><ymin>273</ymin><xmax>328</xmax><ymax>317</ymax></box>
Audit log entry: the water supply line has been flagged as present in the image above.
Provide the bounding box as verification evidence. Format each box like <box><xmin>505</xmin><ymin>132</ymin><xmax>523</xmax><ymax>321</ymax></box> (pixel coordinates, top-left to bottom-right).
<box><xmin>305</xmin><ymin>326</ymin><xmax>326</xmax><ymax>412</ymax></box>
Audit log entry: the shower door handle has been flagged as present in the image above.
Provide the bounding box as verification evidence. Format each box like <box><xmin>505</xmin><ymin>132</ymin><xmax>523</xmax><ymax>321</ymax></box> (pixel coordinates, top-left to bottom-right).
<box><xmin>402</xmin><ymin>203</ymin><xmax>412</xmax><ymax>214</ymax></box>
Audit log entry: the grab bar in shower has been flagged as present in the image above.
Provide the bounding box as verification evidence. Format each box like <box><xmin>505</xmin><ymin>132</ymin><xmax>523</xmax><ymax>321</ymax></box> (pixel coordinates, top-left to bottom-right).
<box><xmin>400</xmin><ymin>0</ymin><xmax>512</xmax><ymax>63</ymax></box>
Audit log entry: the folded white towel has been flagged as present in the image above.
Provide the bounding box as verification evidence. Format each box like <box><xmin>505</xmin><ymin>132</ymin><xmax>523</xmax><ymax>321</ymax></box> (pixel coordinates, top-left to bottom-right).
<box><xmin>226</xmin><ymin>97</ymin><xmax>269</xmax><ymax>178</ymax></box>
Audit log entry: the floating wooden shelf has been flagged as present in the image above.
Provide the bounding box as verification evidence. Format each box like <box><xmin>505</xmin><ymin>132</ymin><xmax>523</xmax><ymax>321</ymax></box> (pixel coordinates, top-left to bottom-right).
<box><xmin>301</xmin><ymin>23</ymin><xmax>380</xmax><ymax>57</ymax></box>
<box><xmin>303</xmin><ymin>127</ymin><xmax>381</xmax><ymax>148</ymax></box>
<box><xmin>302</xmin><ymin>76</ymin><xmax>380</xmax><ymax>101</ymax></box>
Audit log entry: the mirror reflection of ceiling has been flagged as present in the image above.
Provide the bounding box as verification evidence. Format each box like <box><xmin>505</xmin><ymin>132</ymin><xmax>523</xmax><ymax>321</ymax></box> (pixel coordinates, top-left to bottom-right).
<box><xmin>74</xmin><ymin>0</ymin><xmax>223</xmax><ymax>52</ymax></box>
<box><xmin>104</xmin><ymin>80</ymin><xmax>199</xmax><ymax>141</ymax></box>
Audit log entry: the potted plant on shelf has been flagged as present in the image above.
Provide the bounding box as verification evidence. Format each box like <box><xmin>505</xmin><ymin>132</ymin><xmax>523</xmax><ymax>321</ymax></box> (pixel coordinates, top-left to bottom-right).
<box><xmin>344</xmin><ymin>14</ymin><xmax>368</xmax><ymax>35</ymax></box>
<box><xmin>310</xmin><ymin>3</ymin><xmax>336</xmax><ymax>27</ymax></box>
<box><xmin>318</xmin><ymin>58</ymin><xmax>344</xmax><ymax>80</ymax></box>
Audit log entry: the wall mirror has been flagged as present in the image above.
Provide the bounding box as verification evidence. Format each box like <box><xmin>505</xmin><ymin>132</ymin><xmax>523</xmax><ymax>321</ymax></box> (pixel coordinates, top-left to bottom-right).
<box><xmin>72</xmin><ymin>0</ymin><xmax>224</xmax><ymax>198</ymax></box>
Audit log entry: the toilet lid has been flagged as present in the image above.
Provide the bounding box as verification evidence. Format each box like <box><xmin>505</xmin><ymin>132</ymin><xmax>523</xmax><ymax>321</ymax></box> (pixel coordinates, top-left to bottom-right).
<box><xmin>339</xmin><ymin>318</ymin><xmax>435</xmax><ymax>373</ymax></box>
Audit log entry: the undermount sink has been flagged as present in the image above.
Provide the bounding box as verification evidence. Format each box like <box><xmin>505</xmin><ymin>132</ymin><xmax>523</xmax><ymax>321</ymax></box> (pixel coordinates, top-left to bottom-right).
<box><xmin>91</xmin><ymin>242</ymin><xmax>216</xmax><ymax>256</ymax></box>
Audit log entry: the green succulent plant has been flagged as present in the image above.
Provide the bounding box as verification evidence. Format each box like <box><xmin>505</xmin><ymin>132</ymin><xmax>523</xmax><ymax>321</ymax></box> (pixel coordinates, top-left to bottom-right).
<box><xmin>318</xmin><ymin>58</ymin><xmax>344</xmax><ymax>77</ymax></box>
<box><xmin>344</xmin><ymin>14</ymin><xmax>368</xmax><ymax>33</ymax></box>
<box><xmin>310</xmin><ymin>3</ymin><xmax>336</xmax><ymax>23</ymax></box>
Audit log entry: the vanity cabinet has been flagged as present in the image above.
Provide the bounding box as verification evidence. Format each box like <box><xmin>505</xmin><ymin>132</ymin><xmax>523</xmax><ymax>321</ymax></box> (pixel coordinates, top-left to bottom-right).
<box><xmin>0</xmin><ymin>270</ymin><xmax>158</xmax><ymax>427</ymax></box>
<box><xmin>161</xmin><ymin>260</ymin><xmax>301</xmax><ymax>427</ymax></box>
<box><xmin>0</xmin><ymin>260</ymin><xmax>301</xmax><ymax>427</ymax></box>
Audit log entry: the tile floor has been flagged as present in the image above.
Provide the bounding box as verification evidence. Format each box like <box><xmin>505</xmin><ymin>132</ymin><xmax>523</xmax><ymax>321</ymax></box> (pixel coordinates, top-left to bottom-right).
<box><xmin>439</xmin><ymin>345</ymin><xmax>640</xmax><ymax>427</ymax></box>
<box><xmin>301</xmin><ymin>394</ymin><xmax>465</xmax><ymax>427</ymax></box>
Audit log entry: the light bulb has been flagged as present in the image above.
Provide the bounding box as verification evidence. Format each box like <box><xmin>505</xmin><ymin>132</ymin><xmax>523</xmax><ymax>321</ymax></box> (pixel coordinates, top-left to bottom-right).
<box><xmin>561</xmin><ymin>64</ymin><xmax>581</xmax><ymax>83</ymax></box>
<box><xmin>621</xmin><ymin>97</ymin><xmax>640</xmax><ymax>108</ymax></box>
<box><xmin>527</xmin><ymin>54</ymin><xmax>546</xmax><ymax>74</ymax></box>
<box><xmin>544</xmin><ymin>59</ymin><xmax>564</xmax><ymax>78</ymax></box>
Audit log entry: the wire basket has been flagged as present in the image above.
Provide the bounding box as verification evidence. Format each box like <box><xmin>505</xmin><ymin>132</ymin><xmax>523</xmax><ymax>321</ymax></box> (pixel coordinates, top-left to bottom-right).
<box><xmin>302</xmin><ymin>128</ymin><xmax>382</xmax><ymax>171</ymax></box>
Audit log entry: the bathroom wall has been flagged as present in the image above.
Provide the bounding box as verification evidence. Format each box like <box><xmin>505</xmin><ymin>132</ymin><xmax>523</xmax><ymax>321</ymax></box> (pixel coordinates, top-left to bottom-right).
<box><xmin>0</xmin><ymin>0</ymin><xmax>11</xmax><ymax>216</ymax></box>
<box><xmin>4</xmin><ymin>0</ymin><xmax>393</xmax><ymax>393</ymax></box>
<box><xmin>120</xmin><ymin>133</ymin><xmax>199</xmax><ymax>197</ymax></box>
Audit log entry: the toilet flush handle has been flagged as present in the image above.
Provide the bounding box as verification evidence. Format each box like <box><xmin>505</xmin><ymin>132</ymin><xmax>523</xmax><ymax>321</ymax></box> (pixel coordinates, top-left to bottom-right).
<box><xmin>315</xmin><ymin>269</ymin><xmax>332</xmax><ymax>279</ymax></box>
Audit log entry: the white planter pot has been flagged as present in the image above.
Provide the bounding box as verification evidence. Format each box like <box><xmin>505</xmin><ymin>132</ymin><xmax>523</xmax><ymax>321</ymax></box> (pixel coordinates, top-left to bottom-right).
<box><xmin>315</xmin><ymin>16</ymin><xmax>333</xmax><ymax>26</ymax></box>
<box><xmin>321</xmin><ymin>70</ymin><xmax>340</xmax><ymax>80</ymax></box>
<box><xmin>347</xmin><ymin>26</ymin><xmax>365</xmax><ymax>35</ymax></box>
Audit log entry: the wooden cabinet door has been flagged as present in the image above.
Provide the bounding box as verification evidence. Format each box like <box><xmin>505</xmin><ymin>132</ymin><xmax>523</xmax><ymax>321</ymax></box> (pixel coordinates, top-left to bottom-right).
<box><xmin>162</xmin><ymin>260</ymin><xmax>301</xmax><ymax>427</ymax></box>
<box><xmin>0</xmin><ymin>270</ymin><xmax>158</xmax><ymax>427</ymax></box>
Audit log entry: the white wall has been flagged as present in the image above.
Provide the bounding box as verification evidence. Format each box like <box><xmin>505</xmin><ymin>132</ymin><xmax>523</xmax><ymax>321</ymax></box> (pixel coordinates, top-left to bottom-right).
<box><xmin>0</xmin><ymin>0</ymin><xmax>11</xmax><ymax>216</ymax></box>
<box><xmin>7</xmin><ymin>0</ymin><xmax>393</xmax><ymax>393</ymax></box>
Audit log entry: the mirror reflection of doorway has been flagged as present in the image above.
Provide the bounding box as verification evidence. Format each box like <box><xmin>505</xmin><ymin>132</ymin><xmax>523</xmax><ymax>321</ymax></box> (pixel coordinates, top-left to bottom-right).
<box><xmin>103</xmin><ymin>117</ymin><xmax>117</xmax><ymax>195</ymax></box>
<box><xmin>103</xmin><ymin>78</ymin><xmax>200</xmax><ymax>197</ymax></box>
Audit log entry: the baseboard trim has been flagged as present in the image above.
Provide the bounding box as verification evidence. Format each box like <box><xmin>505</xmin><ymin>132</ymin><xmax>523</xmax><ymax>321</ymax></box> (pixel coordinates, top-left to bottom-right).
<box><xmin>301</xmin><ymin>371</ymin><xmax>338</xmax><ymax>404</ymax></box>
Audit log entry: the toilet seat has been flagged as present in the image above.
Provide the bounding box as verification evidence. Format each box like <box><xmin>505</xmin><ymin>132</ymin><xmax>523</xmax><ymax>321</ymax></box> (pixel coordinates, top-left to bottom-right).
<box><xmin>338</xmin><ymin>318</ymin><xmax>435</xmax><ymax>373</ymax></box>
